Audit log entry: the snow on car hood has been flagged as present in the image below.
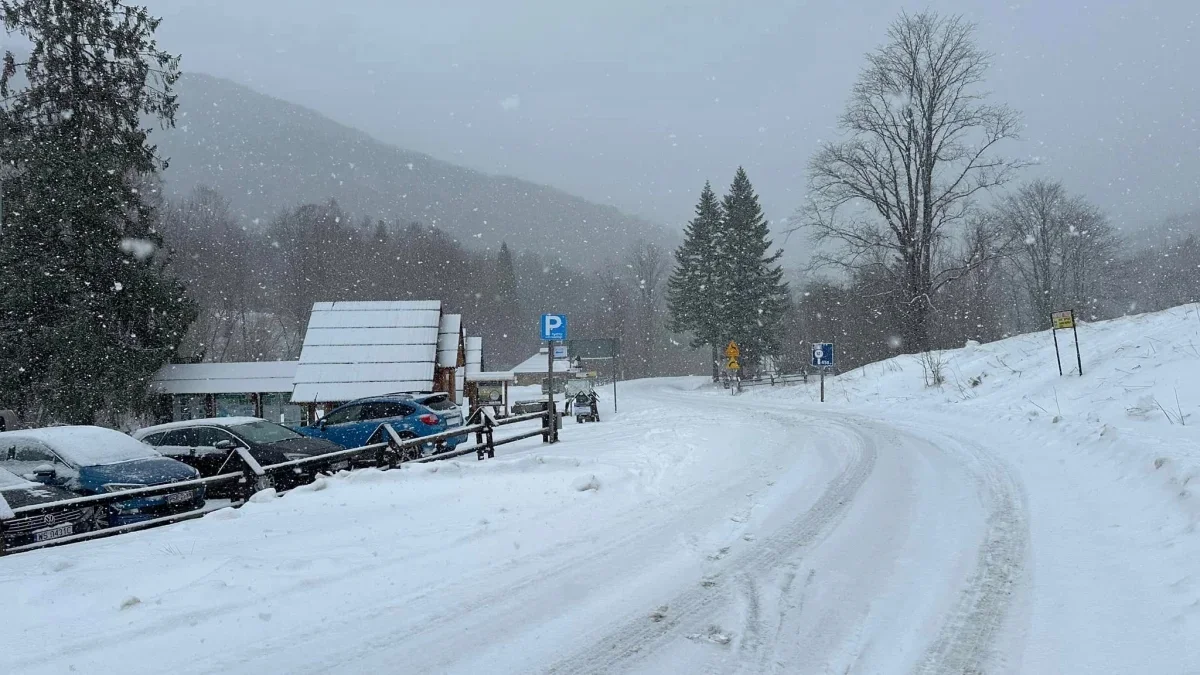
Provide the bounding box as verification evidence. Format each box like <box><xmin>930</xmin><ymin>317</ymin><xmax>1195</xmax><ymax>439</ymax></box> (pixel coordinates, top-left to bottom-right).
<box><xmin>82</xmin><ymin>457</ymin><xmax>198</xmax><ymax>485</ymax></box>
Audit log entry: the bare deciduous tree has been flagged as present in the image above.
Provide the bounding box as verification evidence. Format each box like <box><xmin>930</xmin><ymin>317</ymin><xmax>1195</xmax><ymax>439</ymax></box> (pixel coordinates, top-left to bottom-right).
<box><xmin>627</xmin><ymin>241</ymin><xmax>668</xmax><ymax>377</ymax></box>
<box><xmin>802</xmin><ymin>10</ymin><xmax>1025</xmax><ymax>352</ymax></box>
<box><xmin>993</xmin><ymin>179</ymin><xmax>1120</xmax><ymax>328</ymax></box>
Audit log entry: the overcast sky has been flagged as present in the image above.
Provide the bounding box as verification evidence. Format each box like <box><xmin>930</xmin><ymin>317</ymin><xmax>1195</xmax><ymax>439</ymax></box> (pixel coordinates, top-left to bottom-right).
<box><xmin>146</xmin><ymin>0</ymin><xmax>1200</xmax><ymax>245</ymax></box>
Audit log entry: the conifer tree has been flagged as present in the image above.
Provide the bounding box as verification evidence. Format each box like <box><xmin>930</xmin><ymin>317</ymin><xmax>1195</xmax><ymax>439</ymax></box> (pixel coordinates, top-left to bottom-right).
<box><xmin>667</xmin><ymin>181</ymin><xmax>724</xmax><ymax>378</ymax></box>
<box><xmin>0</xmin><ymin>0</ymin><xmax>195</xmax><ymax>423</ymax></box>
<box><xmin>715</xmin><ymin>167</ymin><xmax>788</xmax><ymax>370</ymax></box>
<box><xmin>488</xmin><ymin>242</ymin><xmax>523</xmax><ymax>366</ymax></box>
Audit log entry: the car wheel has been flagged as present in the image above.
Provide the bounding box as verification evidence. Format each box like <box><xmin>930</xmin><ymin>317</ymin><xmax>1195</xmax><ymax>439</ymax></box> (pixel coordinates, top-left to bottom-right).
<box><xmin>394</xmin><ymin>431</ymin><xmax>420</xmax><ymax>462</ymax></box>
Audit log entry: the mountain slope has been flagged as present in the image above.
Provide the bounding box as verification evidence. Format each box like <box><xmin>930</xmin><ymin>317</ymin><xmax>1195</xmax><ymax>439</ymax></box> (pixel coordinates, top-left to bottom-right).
<box><xmin>155</xmin><ymin>73</ymin><xmax>672</xmax><ymax>266</ymax></box>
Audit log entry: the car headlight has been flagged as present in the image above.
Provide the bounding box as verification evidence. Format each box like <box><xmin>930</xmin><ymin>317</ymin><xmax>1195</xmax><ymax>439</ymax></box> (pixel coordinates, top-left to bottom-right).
<box><xmin>283</xmin><ymin>452</ymin><xmax>310</xmax><ymax>461</ymax></box>
<box><xmin>102</xmin><ymin>483</ymin><xmax>143</xmax><ymax>493</ymax></box>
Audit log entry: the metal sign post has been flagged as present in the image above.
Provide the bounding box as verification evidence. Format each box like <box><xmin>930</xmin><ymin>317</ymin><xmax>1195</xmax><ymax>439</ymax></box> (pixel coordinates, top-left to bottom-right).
<box><xmin>725</xmin><ymin>341</ymin><xmax>741</xmax><ymax>394</ymax></box>
<box><xmin>540</xmin><ymin>314</ymin><xmax>568</xmax><ymax>443</ymax></box>
<box><xmin>1050</xmin><ymin>310</ymin><xmax>1082</xmax><ymax>377</ymax></box>
<box><xmin>811</xmin><ymin>342</ymin><xmax>835</xmax><ymax>402</ymax></box>
<box><xmin>546</xmin><ymin>340</ymin><xmax>557</xmax><ymax>442</ymax></box>
<box><xmin>613</xmin><ymin>350</ymin><xmax>618</xmax><ymax>412</ymax></box>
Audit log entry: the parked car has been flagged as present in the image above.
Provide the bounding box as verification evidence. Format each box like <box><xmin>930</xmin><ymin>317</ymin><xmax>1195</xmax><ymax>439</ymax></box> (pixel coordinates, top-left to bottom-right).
<box><xmin>295</xmin><ymin>394</ymin><xmax>462</xmax><ymax>456</ymax></box>
<box><xmin>0</xmin><ymin>467</ymin><xmax>95</xmax><ymax>550</ymax></box>
<box><xmin>410</xmin><ymin>393</ymin><xmax>467</xmax><ymax>444</ymax></box>
<box><xmin>134</xmin><ymin>417</ymin><xmax>348</xmax><ymax>496</ymax></box>
<box><xmin>0</xmin><ymin>426</ymin><xmax>204</xmax><ymax>527</ymax></box>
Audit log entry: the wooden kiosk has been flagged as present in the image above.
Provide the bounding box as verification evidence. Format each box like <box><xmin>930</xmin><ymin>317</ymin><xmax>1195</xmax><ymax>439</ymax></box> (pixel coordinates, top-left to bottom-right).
<box><xmin>465</xmin><ymin>371</ymin><xmax>516</xmax><ymax>420</ymax></box>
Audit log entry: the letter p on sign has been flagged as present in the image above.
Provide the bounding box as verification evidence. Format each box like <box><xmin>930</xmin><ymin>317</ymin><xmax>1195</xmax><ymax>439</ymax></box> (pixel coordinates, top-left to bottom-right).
<box><xmin>540</xmin><ymin>313</ymin><xmax>567</xmax><ymax>341</ymax></box>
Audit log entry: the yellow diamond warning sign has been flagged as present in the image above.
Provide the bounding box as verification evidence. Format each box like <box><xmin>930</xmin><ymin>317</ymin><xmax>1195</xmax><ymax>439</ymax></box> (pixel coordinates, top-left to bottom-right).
<box><xmin>724</xmin><ymin>341</ymin><xmax>740</xmax><ymax>359</ymax></box>
<box><xmin>727</xmin><ymin>358</ymin><xmax>740</xmax><ymax>370</ymax></box>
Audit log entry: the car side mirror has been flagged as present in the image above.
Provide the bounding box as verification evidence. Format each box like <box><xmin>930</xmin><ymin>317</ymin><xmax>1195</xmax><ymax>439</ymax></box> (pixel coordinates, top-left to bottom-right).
<box><xmin>32</xmin><ymin>463</ymin><xmax>57</xmax><ymax>483</ymax></box>
<box><xmin>214</xmin><ymin>439</ymin><xmax>234</xmax><ymax>451</ymax></box>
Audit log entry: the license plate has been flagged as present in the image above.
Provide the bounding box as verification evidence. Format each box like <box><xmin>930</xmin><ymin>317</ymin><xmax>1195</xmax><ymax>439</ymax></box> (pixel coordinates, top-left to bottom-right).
<box><xmin>446</xmin><ymin>419</ymin><xmax>461</xmax><ymax>427</ymax></box>
<box><xmin>167</xmin><ymin>490</ymin><xmax>193</xmax><ymax>504</ymax></box>
<box><xmin>575</xmin><ymin>406</ymin><xmax>592</xmax><ymax>415</ymax></box>
<box><xmin>34</xmin><ymin>523</ymin><xmax>74</xmax><ymax>542</ymax></box>
<box><xmin>329</xmin><ymin>461</ymin><xmax>349</xmax><ymax>472</ymax></box>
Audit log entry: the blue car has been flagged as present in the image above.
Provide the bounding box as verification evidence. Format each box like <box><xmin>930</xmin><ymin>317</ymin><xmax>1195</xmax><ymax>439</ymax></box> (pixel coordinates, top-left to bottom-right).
<box><xmin>0</xmin><ymin>426</ymin><xmax>204</xmax><ymax>527</ymax></box>
<box><xmin>296</xmin><ymin>394</ymin><xmax>465</xmax><ymax>456</ymax></box>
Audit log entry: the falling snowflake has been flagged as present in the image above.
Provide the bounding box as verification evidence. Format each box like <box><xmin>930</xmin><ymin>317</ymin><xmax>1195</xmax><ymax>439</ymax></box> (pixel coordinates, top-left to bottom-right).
<box><xmin>119</xmin><ymin>238</ymin><xmax>157</xmax><ymax>260</ymax></box>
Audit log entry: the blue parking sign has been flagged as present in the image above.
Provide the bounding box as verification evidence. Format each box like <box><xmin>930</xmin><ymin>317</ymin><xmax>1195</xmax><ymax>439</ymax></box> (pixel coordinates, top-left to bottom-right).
<box><xmin>811</xmin><ymin>342</ymin><xmax>835</xmax><ymax>367</ymax></box>
<box><xmin>540</xmin><ymin>314</ymin><xmax>568</xmax><ymax>341</ymax></box>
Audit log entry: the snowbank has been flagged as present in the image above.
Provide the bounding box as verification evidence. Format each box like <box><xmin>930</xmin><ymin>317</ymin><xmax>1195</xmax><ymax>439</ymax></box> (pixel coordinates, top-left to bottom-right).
<box><xmin>761</xmin><ymin>303</ymin><xmax>1200</xmax><ymax>525</ymax></box>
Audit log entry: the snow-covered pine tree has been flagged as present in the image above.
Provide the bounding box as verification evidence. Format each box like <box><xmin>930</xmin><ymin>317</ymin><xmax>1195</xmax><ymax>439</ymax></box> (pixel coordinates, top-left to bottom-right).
<box><xmin>667</xmin><ymin>181</ymin><xmax>724</xmax><ymax>379</ymax></box>
<box><xmin>716</xmin><ymin>167</ymin><xmax>788</xmax><ymax>372</ymax></box>
<box><xmin>0</xmin><ymin>0</ymin><xmax>196</xmax><ymax>423</ymax></box>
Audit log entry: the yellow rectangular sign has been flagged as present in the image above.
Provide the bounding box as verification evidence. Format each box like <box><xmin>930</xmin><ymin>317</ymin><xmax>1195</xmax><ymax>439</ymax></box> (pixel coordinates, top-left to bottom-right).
<box><xmin>1052</xmin><ymin>310</ymin><xmax>1075</xmax><ymax>330</ymax></box>
<box><xmin>727</xmin><ymin>358</ymin><xmax>740</xmax><ymax>370</ymax></box>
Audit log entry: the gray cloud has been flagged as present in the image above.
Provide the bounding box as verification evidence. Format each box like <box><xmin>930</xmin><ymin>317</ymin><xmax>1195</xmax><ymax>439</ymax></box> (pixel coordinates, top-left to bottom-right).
<box><xmin>146</xmin><ymin>0</ymin><xmax>1200</xmax><ymax>248</ymax></box>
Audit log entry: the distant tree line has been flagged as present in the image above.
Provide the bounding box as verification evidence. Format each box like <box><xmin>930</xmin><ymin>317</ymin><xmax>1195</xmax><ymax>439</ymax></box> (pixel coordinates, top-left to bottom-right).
<box><xmin>155</xmin><ymin>185</ymin><xmax>706</xmax><ymax>380</ymax></box>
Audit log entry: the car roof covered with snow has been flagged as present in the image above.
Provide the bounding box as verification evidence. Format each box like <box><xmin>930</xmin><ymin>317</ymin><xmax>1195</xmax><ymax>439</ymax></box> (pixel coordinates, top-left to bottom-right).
<box><xmin>131</xmin><ymin>417</ymin><xmax>265</xmax><ymax>439</ymax></box>
<box><xmin>341</xmin><ymin>393</ymin><xmax>420</xmax><ymax>405</ymax></box>
<box><xmin>0</xmin><ymin>426</ymin><xmax>161</xmax><ymax>467</ymax></box>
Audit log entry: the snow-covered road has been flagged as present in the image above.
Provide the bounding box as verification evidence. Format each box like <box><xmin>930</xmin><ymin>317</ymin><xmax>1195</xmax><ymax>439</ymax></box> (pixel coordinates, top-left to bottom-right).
<box><xmin>4</xmin><ymin>370</ymin><xmax>1196</xmax><ymax>674</ymax></box>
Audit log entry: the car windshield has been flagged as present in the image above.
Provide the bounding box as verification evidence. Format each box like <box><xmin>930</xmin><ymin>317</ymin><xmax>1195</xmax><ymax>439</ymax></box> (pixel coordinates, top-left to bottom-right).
<box><xmin>0</xmin><ymin>467</ymin><xmax>36</xmax><ymax>490</ymax></box>
<box><xmin>229</xmin><ymin>421</ymin><xmax>304</xmax><ymax>444</ymax></box>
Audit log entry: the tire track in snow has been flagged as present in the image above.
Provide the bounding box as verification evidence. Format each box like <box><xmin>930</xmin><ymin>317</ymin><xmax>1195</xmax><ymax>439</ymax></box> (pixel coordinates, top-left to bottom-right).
<box><xmin>543</xmin><ymin>417</ymin><xmax>878</xmax><ymax>675</ymax></box>
<box><xmin>911</xmin><ymin>431</ymin><xmax>1029</xmax><ymax>675</ymax></box>
<box><xmin>216</xmin><ymin>407</ymin><xmax>812</xmax><ymax>675</ymax></box>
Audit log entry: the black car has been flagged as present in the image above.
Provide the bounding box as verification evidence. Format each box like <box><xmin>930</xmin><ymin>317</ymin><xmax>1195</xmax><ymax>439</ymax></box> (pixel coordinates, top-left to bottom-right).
<box><xmin>0</xmin><ymin>467</ymin><xmax>95</xmax><ymax>552</ymax></box>
<box><xmin>134</xmin><ymin>417</ymin><xmax>348</xmax><ymax>497</ymax></box>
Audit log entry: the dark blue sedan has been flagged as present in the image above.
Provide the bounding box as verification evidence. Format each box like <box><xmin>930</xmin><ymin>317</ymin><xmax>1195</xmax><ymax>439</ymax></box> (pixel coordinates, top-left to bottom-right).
<box><xmin>0</xmin><ymin>426</ymin><xmax>204</xmax><ymax>526</ymax></box>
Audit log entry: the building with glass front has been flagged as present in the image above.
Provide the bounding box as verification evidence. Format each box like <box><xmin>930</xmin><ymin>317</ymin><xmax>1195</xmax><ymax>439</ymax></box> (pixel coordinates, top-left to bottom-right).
<box><xmin>149</xmin><ymin>361</ymin><xmax>304</xmax><ymax>425</ymax></box>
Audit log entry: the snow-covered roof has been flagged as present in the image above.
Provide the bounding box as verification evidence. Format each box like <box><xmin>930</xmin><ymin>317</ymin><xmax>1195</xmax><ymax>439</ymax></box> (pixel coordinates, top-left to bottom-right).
<box><xmin>132</xmin><ymin>417</ymin><xmax>265</xmax><ymax>439</ymax></box>
<box><xmin>150</xmin><ymin>361</ymin><xmax>298</xmax><ymax>395</ymax></box>
<box><xmin>0</xmin><ymin>426</ymin><xmax>160</xmax><ymax>467</ymax></box>
<box><xmin>437</xmin><ymin>314</ymin><xmax>463</xmax><ymax>368</ymax></box>
<box><xmin>511</xmin><ymin>351</ymin><xmax>572</xmax><ymax>374</ymax></box>
<box><xmin>291</xmin><ymin>301</ymin><xmax>442</xmax><ymax>402</ymax></box>
<box><xmin>465</xmin><ymin>371</ymin><xmax>516</xmax><ymax>382</ymax></box>
<box><xmin>465</xmin><ymin>336</ymin><xmax>483</xmax><ymax>375</ymax></box>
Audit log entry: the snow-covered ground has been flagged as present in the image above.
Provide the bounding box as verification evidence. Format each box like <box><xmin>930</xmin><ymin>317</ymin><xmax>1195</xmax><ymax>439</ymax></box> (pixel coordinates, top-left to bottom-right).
<box><xmin>4</xmin><ymin>305</ymin><xmax>1199</xmax><ymax>674</ymax></box>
